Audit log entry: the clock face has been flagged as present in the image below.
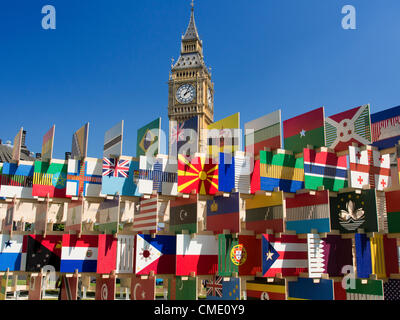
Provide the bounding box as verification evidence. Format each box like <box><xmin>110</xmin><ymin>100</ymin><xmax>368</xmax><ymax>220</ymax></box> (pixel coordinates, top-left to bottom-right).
<box><xmin>207</xmin><ymin>88</ymin><xmax>212</xmax><ymax>107</ymax></box>
<box><xmin>176</xmin><ymin>84</ymin><xmax>196</xmax><ymax>104</ymax></box>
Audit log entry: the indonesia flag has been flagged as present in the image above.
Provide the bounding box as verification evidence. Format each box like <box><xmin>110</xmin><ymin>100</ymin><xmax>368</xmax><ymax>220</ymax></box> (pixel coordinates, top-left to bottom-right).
<box><xmin>262</xmin><ymin>234</ymin><xmax>308</xmax><ymax>277</ymax></box>
<box><xmin>135</xmin><ymin>234</ymin><xmax>176</xmax><ymax>275</ymax></box>
<box><xmin>176</xmin><ymin>234</ymin><xmax>218</xmax><ymax>276</ymax></box>
<box><xmin>60</xmin><ymin>234</ymin><xmax>98</xmax><ymax>273</ymax></box>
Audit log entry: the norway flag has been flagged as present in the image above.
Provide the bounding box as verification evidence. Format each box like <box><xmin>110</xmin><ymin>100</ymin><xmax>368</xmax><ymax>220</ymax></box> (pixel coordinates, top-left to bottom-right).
<box><xmin>135</xmin><ymin>235</ymin><xmax>176</xmax><ymax>275</ymax></box>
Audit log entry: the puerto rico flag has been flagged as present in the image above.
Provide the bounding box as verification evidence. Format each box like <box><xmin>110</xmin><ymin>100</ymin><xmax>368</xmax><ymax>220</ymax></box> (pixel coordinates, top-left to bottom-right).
<box><xmin>262</xmin><ymin>234</ymin><xmax>308</xmax><ymax>277</ymax></box>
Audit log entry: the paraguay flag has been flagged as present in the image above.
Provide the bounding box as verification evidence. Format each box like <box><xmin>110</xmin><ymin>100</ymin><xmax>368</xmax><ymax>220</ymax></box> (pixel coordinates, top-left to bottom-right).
<box><xmin>60</xmin><ymin>235</ymin><xmax>98</xmax><ymax>273</ymax></box>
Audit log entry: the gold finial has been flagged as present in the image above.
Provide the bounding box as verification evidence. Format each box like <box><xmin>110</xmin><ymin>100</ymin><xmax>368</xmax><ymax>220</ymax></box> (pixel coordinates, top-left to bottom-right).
<box><xmin>191</xmin><ymin>0</ymin><xmax>194</xmax><ymax>11</ymax></box>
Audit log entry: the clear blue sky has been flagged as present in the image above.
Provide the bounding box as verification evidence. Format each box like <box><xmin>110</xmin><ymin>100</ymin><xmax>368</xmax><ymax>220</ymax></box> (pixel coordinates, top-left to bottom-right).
<box><xmin>1</xmin><ymin>0</ymin><xmax>399</xmax><ymax>159</ymax></box>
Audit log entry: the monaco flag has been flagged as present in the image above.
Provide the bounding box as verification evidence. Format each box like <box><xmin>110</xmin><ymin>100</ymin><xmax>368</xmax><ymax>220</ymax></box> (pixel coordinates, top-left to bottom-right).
<box><xmin>349</xmin><ymin>146</ymin><xmax>391</xmax><ymax>190</ymax></box>
<box><xmin>176</xmin><ymin>234</ymin><xmax>218</xmax><ymax>276</ymax></box>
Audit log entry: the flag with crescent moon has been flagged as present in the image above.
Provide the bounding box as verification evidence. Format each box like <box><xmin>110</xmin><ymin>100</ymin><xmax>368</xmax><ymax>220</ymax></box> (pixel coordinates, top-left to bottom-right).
<box><xmin>169</xmin><ymin>194</ymin><xmax>198</xmax><ymax>234</ymax></box>
<box><xmin>131</xmin><ymin>276</ymin><xmax>155</xmax><ymax>300</ymax></box>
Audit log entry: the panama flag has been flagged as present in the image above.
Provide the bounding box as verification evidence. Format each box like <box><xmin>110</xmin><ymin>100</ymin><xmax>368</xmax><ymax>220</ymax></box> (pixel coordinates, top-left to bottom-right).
<box><xmin>349</xmin><ymin>146</ymin><xmax>391</xmax><ymax>190</ymax></box>
<box><xmin>135</xmin><ymin>235</ymin><xmax>176</xmax><ymax>275</ymax></box>
<box><xmin>303</xmin><ymin>148</ymin><xmax>348</xmax><ymax>192</ymax></box>
<box><xmin>176</xmin><ymin>234</ymin><xmax>218</xmax><ymax>276</ymax></box>
<box><xmin>283</xmin><ymin>107</ymin><xmax>326</xmax><ymax>154</ymax></box>
<box><xmin>0</xmin><ymin>234</ymin><xmax>24</xmax><ymax>271</ymax></box>
<box><xmin>262</xmin><ymin>234</ymin><xmax>308</xmax><ymax>277</ymax></box>
<box><xmin>60</xmin><ymin>235</ymin><xmax>98</xmax><ymax>273</ymax></box>
<box><xmin>325</xmin><ymin>104</ymin><xmax>372</xmax><ymax>153</ymax></box>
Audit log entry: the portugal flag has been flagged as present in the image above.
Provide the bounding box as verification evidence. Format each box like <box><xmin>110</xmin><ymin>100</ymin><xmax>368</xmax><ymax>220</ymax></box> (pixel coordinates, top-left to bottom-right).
<box><xmin>178</xmin><ymin>154</ymin><xmax>218</xmax><ymax>195</ymax></box>
<box><xmin>283</xmin><ymin>107</ymin><xmax>326</xmax><ymax>154</ymax></box>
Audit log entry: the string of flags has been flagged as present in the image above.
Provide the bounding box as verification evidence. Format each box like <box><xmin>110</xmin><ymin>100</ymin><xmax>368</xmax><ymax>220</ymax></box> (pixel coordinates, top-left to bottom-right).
<box><xmin>1</xmin><ymin>103</ymin><xmax>400</xmax><ymax>300</ymax></box>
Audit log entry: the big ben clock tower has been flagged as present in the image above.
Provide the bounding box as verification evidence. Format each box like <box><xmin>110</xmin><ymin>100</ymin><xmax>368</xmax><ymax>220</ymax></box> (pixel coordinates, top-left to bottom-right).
<box><xmin>168</xmin><ymin>1</ymin><xmax>214</xmax><ymax>154</ymax></box>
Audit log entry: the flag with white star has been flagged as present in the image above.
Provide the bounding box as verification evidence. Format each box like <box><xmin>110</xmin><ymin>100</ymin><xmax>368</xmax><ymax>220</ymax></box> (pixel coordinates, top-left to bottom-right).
<box><xmin>283</xmin><ymin>107</ymin><xmax>326</xmax><ymax>154</ymax></box>
<box><xmin>0</xmin><ymin>234</ymin><xmax>24</xmax><ymax>271</ymax></box>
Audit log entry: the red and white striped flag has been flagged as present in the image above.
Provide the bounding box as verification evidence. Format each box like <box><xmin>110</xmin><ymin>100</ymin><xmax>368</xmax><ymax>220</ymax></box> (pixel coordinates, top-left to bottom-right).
<box><xmin>133</xmin><ymin>196</ymin><xmax>158</xmax><ymax>233</ymax></box>
<box><xmin>262</xmin><ymin>234</ymin><xmax>308</xmax><ymax>277</ymax></box>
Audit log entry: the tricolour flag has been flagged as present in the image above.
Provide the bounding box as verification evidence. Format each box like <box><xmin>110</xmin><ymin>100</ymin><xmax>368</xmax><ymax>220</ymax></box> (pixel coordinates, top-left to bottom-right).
<box><xmin>12</xmin><ymin>127</ymin><xmax>23</xmax><ymax>162</ymax></box>
<box><xmin>169</xmin><ymin>116</ymin><xmax>199</xmax><ymax>159</ymax></box>
<box><xmin>0</xmin><ymin>234</ymin><xmax>24</xmax><ymax>271</ymax></box>
<box><xmin>178</xmin><ymin>154</ymin><xmax>218</xmax><ymax>195</ymax></box>
<box><xmin>131</xmin><ymin>276</ymin><xmax>156</xmax><ymax>300</ymax></box>
<box><xmin>303</xmin><ymin>148</ymin><xmax>348</xmax><ymax>191</ymax></box>
<box><xmin>285</xmin><ymin>190</ymin><xmax>331</xmax><ymax>234</ymax></box>
<box><xmin>101</xmin><ymin>157</ymin><xmax>141</xmax><ymax>197</ymax></box>
<box><xmin>206</xmin><ymin>192</ymin><xmax>240</xmax><ymax>234</ymax></box>
<box><xmin>330</xmin><ymin>189</ymin><xmax>378</xmax><ymax>233</ymax></box>
<box><xmin>133</xmin><ymin>196</ymin><xmax>158</xmax><ymax>233</ymax></box>
<box><xmin>135</xmin><ymin>234</ymin><xmax>176</xmax><ymax>275</ymax></box>
<box><xmin>206</xmin><ymin>113</ymin><xmax>240</xmax><ymax>159</ymax></box>
<box><xmin>355</xmin><ymin>233</ymin><xmax>398</xmax><ymax>279</ymax></box>
<box><xmin>138</xmin><ymin>156</ymin><xmax>177</xmax><ymax>196</ymax></box>
<box><xmin>66</xmin><ymin>158</ymin><xmax>102</xmax><ymax>197</ymax></box>
<box><xmin>206</xmin><ymin>277</ymin><xmax>240</xmax><ymax>301</ymax></box>
<box><xmin>262</xmin><ymin>234</ymin><xmax>308</xmax><ymax>277</ymax></box>
<box><xmin>325</xmin><ymin>104</ymin><xmax>372</xmax><ymax>152</ymax></box>
<box><xmin>176</xmin><ymin>234</ymin><xmax>218</xmax><ymax>276</ymax></box>
<box><xmin>169</xmin><ymin>194</ymin><xmax>198</xmax><ymax>234</ymax></box>
<box><xmin>41</xmin><ymin>125</ymin><xmax>55</xmax><ymax>161</ymax></box>
<box><xmin>288</xmin><ymin>278</ymin><xmax>334</xmax><ymax>300</ymax></box>
<box><xmin>137</xmin><ymin>118</ymin><xmax>161</xmax><ymax>158</ymax></box>
<box><xmin>245</xmin><ymin>192</ymin><xmax>284</xmax><ymax>234</ymax></box>
<box><xmin>371</xmin><ymin>105</ymin><xmax>400</xmax><ymax>150</ymax></box>
<box><xmin>25</xmin><ymin>235</ymin><xmax>62</xmax><ymax>272</ymax></box>
<box><xmin>71</xmin><ymin>123</ymin><xmax>89</xmax><ymax>159</ymax></box>
<box><xmin>246</xmin><ymin>277</ymin><xmax>286</xmax><ymax>300</ymax></box>
<box><xmin>116</xmin><ymin>235</ymin><xmax>134</xmax><ymax>274</ymax></box>
<box><xmin>349</xmin><ymin>146</ymin><xmax>391</xmax><ymax>190</ymax></box>
<box><xmin>283</xmin><ymin>107</ymin><xmax>326</xmax><ymax>154</ymax></box>
<box><xmin>32</xmin><ymin>159</ymin><xmax>68</xmax><ymax>198</ymax></box>
<box><xmin>0</xmin><ymin>161</ymin><xmax>34</xmax><ymax>199</ymax></box>
<box><xmin>245</xmin><ymin>110</ymin><xmax>282</xmax><ymax>156</ymax></box>
<box><xmin>260</xmin><ymin>150</ymin><xmax>304</xmax><ymax>193</ymax></box>
<box><xmin>60</xmin><ymin>234</ymin><xmax>98</xmax><ymax>273</ymax></box>
<box><xmin>104</xmin><ymin>121</ymin><xmax>123</xmax><ymax>158</ymax></box>
<box><xmin>385</xmin><ymin>190</ymin><xmax>400</xmax><ymax>233</ymax></box>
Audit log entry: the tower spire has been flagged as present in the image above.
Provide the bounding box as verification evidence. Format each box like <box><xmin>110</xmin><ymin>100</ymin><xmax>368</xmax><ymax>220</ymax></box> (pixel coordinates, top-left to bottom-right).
<box><xmin>183</xmin><ymin>0</ymin><xmax>200</xmax><ymax>41</ymax></box>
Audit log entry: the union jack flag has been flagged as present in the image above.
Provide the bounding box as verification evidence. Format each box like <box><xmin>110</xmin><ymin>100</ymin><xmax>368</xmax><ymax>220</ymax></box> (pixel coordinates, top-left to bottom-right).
<box><xmin>102</xmin><ymin>157</ymin><xmax>130</xmax><ymax>178</ymax></box>
<box><xmin>170</xmin><ymin>121</ymin><xmax>186</xmax><ymax>145</ymax></box>
<box><xmin>206</xmin><ymin>276</ymin><xmax>223</xmax><ymax>298</ymax></box>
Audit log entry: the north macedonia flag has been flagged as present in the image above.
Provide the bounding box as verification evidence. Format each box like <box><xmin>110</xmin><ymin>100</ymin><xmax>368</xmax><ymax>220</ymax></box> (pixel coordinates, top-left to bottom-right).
<box><xmin>178</xmin><ymin>155</ymin><xmax>218</xmax><ymax>195</ymax></box>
